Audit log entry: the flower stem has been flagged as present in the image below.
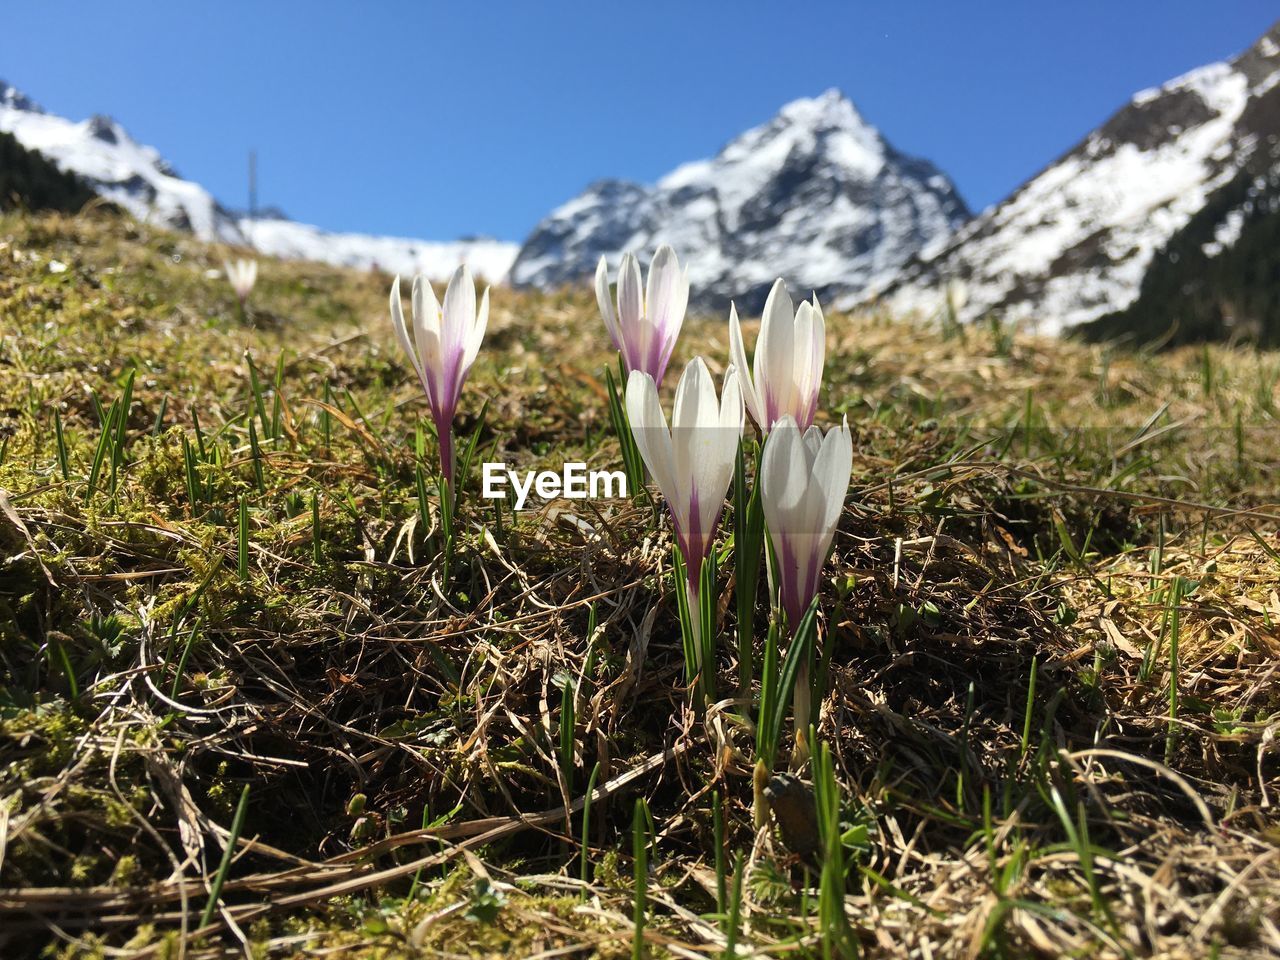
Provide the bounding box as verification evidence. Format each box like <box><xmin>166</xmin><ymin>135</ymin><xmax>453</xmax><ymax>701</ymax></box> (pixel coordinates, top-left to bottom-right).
<box><xmin>437</xmin><ymin>419</ymin><xmax>455</xmax><ymax>495</ymax></box>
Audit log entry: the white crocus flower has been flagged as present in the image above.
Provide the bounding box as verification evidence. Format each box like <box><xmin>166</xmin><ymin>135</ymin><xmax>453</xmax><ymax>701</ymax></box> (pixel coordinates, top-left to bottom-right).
<box><xmin>596</xmin><ymin>245</ymin><xmax>689</xmax><ymax>387</ymax></box>
<box><xmin>389</xmin><ymin>264</ymin><xmax>489</xmax><ymax>487</ymax></box>
<box><xmin>759</xmin><ymin>415</ymin><xmax>852</xmax><ymax>629</ymax></box>
<box><xmin>627</xmin><ymin>357</ymin><xmax>744</xmax><ymax>685</ymax></box>
<box><xmin>626</xmin><ymin>358</ymin><xmax>745</xmax><ymax>586</ymax></box>
<box><xmin>729</xmin><ymin>279</ymin><xmax>826</xmax><ymax>432</ymax></box>
<box><xmin>224</xmin><ymin>259</ymin><xmax>258</xmax><ymax>306</ymax></box>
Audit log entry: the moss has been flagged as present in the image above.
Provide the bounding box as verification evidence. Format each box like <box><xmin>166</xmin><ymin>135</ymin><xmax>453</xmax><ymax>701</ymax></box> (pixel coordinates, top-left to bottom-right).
<box><xmin>0</xmin><ymin>705</ymin><xmax>86</xmax><ymax>774</ymax></box>
<box><xmin>109</xmin><ymin>854</ymin><xmax>141</xmax><ymax>886</ymax></box>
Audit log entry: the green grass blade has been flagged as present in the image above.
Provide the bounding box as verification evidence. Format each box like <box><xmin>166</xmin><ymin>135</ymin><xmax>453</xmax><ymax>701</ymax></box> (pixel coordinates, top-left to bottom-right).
<box><xmin>200</xmin><ymin>784</ymin><xmax>250</xmax><ymax>930</ymax></box>
<box><xmin>580</xmin><ymin>760</ymin><xmax>601</xmax><ymax>889</ymax></box>
<box><xmin>632</xmin><ymin>797</ymin><xmax>648</xmax><ymax>960</ymax></box>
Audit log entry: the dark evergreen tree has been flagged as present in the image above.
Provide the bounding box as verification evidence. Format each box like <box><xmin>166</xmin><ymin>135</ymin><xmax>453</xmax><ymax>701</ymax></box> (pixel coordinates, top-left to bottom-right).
<box><xmin>0</xmin><ymin>129</ymin><xmax>99</xmax><ymax>214</ymax></box>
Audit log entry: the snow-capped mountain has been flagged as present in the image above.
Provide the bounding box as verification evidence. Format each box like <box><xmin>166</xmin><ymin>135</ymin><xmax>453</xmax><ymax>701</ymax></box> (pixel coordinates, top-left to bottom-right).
<box><xmin>241</xmin><ymin>216</ymin><xmax>517</xmax><ymax>283</ymax></box>
<box><xmin>0</xmin><ymin>81</ymin><xmax>244</xmax><ymax>243</ymax></box>
<box><xmin>510</xmin><ymin>89</ymin><xmax>969</xmax><ymax>310</ymax></box>
<box><xmin>0</xmin><ymin>80</ymin><xmax>517</xmax><ymax>281</ymax></box>
<box><xmin>874</xmin><ymin>20</ymin><xmax>1280</xmax><ymax>333</ymax></box>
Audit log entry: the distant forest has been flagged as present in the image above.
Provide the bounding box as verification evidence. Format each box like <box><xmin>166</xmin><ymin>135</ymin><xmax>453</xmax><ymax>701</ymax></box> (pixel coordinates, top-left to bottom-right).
<box><xmin>0</xmin><ymin>129</ymin><xmax>98</xmax><ymax>214</ymax></box>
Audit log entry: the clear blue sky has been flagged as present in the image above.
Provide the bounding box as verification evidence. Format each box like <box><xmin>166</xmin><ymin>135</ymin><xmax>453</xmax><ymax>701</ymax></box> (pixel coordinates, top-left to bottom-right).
<box><xmin>2</xmin><ymin>2</ymin><xmax>1276</xmax><ymax>242</ymax></box>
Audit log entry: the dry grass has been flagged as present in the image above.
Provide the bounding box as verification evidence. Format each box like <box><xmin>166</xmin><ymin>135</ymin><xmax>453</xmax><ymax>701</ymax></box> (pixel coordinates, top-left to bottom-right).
<box><xmin>0</xmin><ymin>209</ymin><xmax>1277</xmax><ymax>958</ymax></box>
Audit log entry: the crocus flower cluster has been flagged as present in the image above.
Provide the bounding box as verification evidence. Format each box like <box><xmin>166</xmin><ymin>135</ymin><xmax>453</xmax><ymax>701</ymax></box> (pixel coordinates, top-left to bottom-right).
<box><xmin>608</xmin><ymin>245</ymin><xmax>849</xmax><ymax>707</ymax></box>
<box><xmin>224</xmin><ymin>259</ymin><xmax>258</xmax><ymax>307</ymax></box>
<box><xmin>380</xmin><ymin>238</ymin><xmax>851</xmax><ymax>721</ymax></box>
<box><xmin>389</xmin><ymin>264</ymin><xmax>489</xmax><ymax>488</ymax></box>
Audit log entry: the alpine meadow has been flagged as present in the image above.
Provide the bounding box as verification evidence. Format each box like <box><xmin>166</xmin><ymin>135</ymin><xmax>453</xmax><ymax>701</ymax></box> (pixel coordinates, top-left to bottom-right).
<box><xmin>2</xmin><ymin>9</ymin><xmax>1280</xmax><ymax>960</ymax></box>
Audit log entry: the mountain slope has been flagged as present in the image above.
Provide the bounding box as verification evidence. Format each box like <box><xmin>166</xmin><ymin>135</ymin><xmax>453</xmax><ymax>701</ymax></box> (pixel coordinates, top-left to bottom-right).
<box><xmin>874</xmin><ymin>20</ymin><xmax>1280</xmax><ymax>333</ymax></box>
<box><xmin>0</xmin><ymin>81</ymin><xmax>518</xmax><ymax>281</ymax></box>
<box><xmin>510</xmin><ymin>90</ymin><xmax>969</xmax><ymax>310</ymax></box>
<box><xmin>1075</xmin><ymin>158</ymin><xmax>1280</xmax><ymax>347</ymax></box>
<box><xmin>0</xmin><ymin>81</ymin><xmax>245</xmax><ymax>243</ymax></box>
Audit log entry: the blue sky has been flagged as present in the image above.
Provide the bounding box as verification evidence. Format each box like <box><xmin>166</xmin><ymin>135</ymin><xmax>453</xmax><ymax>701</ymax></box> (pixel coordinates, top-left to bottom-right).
<box><xmin>2</xmin><ymin>2</ymin><xmax>1276</xmax><ymax>242</ymax></box>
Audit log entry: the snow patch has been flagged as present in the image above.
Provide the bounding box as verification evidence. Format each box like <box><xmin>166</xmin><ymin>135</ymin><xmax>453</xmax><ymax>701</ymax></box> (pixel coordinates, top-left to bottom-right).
<box><xmin>243</xmin><ymin>218</ymin><xmax>517</xmax><ymax>283</ymax></box>
<box><xmin>1201</xmin><ymin>208</ymin><xmax>1246</xmax><ymax>258</ymax></box>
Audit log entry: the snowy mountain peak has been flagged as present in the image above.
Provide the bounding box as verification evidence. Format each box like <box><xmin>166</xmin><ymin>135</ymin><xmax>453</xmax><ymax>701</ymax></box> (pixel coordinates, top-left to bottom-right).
<box><xmin>85</xmin><ymin>114</ymin><xmax>123</xmax><ymax>145</ymax></box>
<box><xmin>775</xmin><ymin>88</ymin><xmax>875</xmax><ymax>134</ymax></box>
<box><xmin>511</xmin><ymin>90</ymin><xmax>967</xmax><ymax>310</ymax></box>
<box><xmin>666</xmin><ymin>88</ymin><xmax>887</xmax><ymax>191</ymax></box>
<box><xmin>0</xmin><ymin>80</ymin><xmax>40</xmax><ymax>114</ymax></box>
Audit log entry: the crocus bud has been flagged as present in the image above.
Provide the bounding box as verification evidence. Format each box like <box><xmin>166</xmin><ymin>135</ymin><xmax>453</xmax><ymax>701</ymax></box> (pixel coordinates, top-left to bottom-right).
<box><xmin>759</xmin><ymin>415</ymin><xmax>852</xmax><ymax>629</ymax></box>
<box><xmin>729</xmin><ymin>279</ymin><xmax>826</xmax><ymax>433</ymax></box>
<box><xmin>224</xmin><ymin>258</ymin><xmax>257</xmax><ymax>306</ymax></box>
<box><xmin>389</xmin><ymin>264</ymin><xmax>489</xmax><ymax>487</ymax></box>
<box><xmin>625</xmin><ymin>357</ymin><xmax>744</xmax><ymax>585</ymax></box>
<box><xmin>596</xmin><ymin>245</ymin><xmax>689</xmax><ymax>387</ymax></box>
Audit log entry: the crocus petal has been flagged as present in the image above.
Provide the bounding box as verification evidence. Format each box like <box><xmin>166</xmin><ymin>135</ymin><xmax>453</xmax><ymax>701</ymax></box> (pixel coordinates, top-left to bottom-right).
<box><xmin>595</xmin><ymin>256</ymin><xmax>622</xmax><ymax>351</ymax></box>
<box><xmin>411</xmin><ymin>273</ymin><xmax>441</xmax><ymax>339</ymax></box>
<box><xmin>729</xmin><ymin>303</ymin><xmax>765</xmax><ymax>429</ymax></box>
<box><xmin>811</xmin><ymin>417</ymin><xmax>852</xmax><ymax>557</ymax></box>
<box><xmin>800</xmin><ymin>423</ymin><xmax>824</xmax><ymax>463</ymax></box>
<box><xmin>465</xmin><ymin>285</ymin><xmax>489</xmax><ymax>373</ymax></box>
<box><xmin>761</xmin><ymin>418</ymin><xmax>808</xmax><ymax>529</ymax></box>
<box><xmin>695</xmin><ymin>366</ymin><xmax>744</xmax><ymax>550</ymax></box>
<box><xmin>761</xmin><ymin>418</ymin><xmax>808</xmax><ymax>623</ymax></box>
<box><xmin>719</xmin><ymin>365</ymin><xmax>745</xmax><ymax>436</ymax></box>
<box><xmin>646</xmin><ymin>245</ymin><xmax>684</xmax><ymax>346</ymax></box>
<box><xmin>649</xmin><ymin>252</ymin><xmax>688</xmax><ymax>384</ymax></box>
<box><xmin>446</xmin><ymin>266</ymin><xmax>482</xmax><ymax>411</ymax></box>
<box><xmin>791</xmin><ymin>301</ymin><xmax>823</xmax><ymax>428</ymax></box>
<box><xmin>389</xmin><ymin>275</ymin><xmax>424</xmax><ymax>385</ymax></box>
<box><xmin>671</xmin><ymin>356</ymin><xmax>718</xmax><ymax>435</ymax></box>
<box><xmin>442</xmin><ymin>265</ymin><xmax>476</xmax><ymax>356</ymax></box>
<box><xmin>670</xmin><ymin>358</ymin><xmax>718</xmax><ymax>523</ymax></box>
<box><xmin>617</xmin><ymin>253</ymin><xmax>643</xmax><ymax>323</ymax></box>
<box><xmin>411</xmin><ymin>276</ymin><xmax>444</xmax><ymax>409</ymax></box>
<box><xmin>625</xmin><ymin>370</ymin><xmax>683</xmax><ymax>532</ymax></box>
<box><xmin>756</xmin><ymin>279</ymin><xmax>795</xmax><ymax>425</ymax></box>
<box><xmin>805</xmin><ymin>299</ymin><xmax>826</xmax><ymax>425</ymax></box>
<box><xmin>665</xmin><ymin>266</ymin><xmax>690</xmax><ymax>356</ymax></box>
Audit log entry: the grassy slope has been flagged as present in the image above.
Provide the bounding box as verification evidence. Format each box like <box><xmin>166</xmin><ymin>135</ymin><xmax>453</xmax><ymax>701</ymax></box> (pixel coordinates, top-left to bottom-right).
<box><xmin>0</xmin><ymin>210</ymin><xmax>1278</xmax><ymax>958</ymax></box>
